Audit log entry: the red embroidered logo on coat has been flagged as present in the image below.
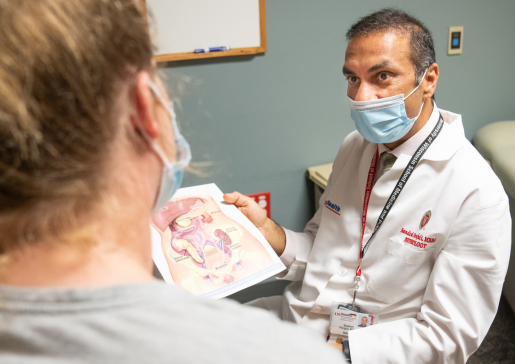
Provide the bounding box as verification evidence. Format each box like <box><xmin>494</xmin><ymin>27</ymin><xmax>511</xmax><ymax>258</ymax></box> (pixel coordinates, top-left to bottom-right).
<box><xmin>419</xmin><ymin>210</ymin><xmax>432</xmax><ymax>230</ymax></box>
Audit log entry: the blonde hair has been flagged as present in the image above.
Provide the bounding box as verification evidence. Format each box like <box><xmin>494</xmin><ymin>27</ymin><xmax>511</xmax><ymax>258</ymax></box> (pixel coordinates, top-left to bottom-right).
<box><xmin>0</xmin><ymin>0</ymin><xmax>153</xmax><ymax>253</ymax></box>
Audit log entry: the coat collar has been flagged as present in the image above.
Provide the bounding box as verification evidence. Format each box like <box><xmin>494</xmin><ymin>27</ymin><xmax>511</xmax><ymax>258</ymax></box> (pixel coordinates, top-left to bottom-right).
<box><xmin>421</xmin><ymin>109</ymin><xmax>465</xmax><ymax>161</ymax></box>
<box><xmin>358</xmin><ymin>108</ymin><xmax>465</xmax><ymax>191</ymax></box>
<box><xmin>372</xmin><ymin>108</ymin><xmax>465</xmax><ymax>164</ymax></box>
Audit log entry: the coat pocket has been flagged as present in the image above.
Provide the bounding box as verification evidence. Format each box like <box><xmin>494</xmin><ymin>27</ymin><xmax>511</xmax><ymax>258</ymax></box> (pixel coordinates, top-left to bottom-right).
<box><xmin>367</xmin><ymin>238</ymin><xmax>434</xmax><ymax>304</ymax></box>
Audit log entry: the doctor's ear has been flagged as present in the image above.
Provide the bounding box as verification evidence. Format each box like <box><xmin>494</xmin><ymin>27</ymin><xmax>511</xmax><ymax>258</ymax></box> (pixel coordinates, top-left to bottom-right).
<box><xmin>422</xmin><ymin>63</ymin><xmax>439</xmax><ymax>99</ymax></box>
<box><xmin>131</xmin><ymin>70</ymin><xmax>160</xmax><ymax>141</ymax></box>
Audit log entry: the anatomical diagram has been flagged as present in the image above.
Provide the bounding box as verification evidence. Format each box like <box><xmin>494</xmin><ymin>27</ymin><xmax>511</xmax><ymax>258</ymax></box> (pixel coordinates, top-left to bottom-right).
<box><xmin>151</xmin><ymin>195</ymin><xmax>273</xmax><ymax>295</ymax></box>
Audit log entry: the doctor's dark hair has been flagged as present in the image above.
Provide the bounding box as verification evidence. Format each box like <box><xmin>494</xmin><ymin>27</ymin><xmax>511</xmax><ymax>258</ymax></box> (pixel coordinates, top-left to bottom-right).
<box><xmin>346</xmin><ymin>8</ymin><xmax>436</xmax><ymax>99</ymax></box>
<box><xmin>0</xmin><ymin>0</ymin><xmax>152</xmax><ymax>253</ymax></box>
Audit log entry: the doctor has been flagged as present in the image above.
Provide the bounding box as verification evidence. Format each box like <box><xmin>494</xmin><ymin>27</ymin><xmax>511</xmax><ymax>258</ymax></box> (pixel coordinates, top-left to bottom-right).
<box><xmin>224</xmin><ymin>8</ymin><xmax>511</xmax><ymax>364</ymax></box>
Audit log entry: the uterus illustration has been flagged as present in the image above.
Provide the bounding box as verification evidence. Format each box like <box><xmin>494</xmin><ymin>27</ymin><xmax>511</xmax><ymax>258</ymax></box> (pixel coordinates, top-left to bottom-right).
<box><xmin>152</xmin><ymin>196</ymin><xmax>265</xmax><ymax>293</ymax></box>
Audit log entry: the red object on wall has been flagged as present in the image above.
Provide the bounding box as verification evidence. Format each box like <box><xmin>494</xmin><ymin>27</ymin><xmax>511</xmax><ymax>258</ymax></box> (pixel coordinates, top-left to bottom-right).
<box><xmin>246</xmin><ymin>191</ymin><xmax>271</xmax><ymax>219</ymax></box>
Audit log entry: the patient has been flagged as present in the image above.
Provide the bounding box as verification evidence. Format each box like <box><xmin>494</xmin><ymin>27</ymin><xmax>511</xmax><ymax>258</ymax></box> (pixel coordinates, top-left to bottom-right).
<box><xmin>0</xmin><ymin>1</ymin><xmax>345</xmax><ymax>363</ymax></box>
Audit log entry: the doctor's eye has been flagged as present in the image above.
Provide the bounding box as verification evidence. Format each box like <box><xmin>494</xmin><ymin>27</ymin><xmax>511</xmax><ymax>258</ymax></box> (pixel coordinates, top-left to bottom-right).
<box><xmin>347</xmin><ymin>76</ymin><xmax>359</xmax><ymax>84</ymax></box>
<box><xmin>378</xmin><ymin>72</ymin><xmax>390</xmax><ymax>81</ymax></box>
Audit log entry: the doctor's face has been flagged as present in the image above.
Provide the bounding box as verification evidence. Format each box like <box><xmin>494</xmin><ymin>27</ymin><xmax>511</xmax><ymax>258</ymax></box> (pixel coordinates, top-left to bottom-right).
<box><xmin>343</xmin><ymin>31</ymin><xmax>423</xmax><ymax>119</ymax></box>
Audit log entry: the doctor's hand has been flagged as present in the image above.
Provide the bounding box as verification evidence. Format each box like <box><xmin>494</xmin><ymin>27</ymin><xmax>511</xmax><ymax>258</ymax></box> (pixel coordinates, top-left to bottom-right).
<box><xmin>223</xmin><ymin>191</ymin><xmax>286</xmax><ymax>256</ymax></box>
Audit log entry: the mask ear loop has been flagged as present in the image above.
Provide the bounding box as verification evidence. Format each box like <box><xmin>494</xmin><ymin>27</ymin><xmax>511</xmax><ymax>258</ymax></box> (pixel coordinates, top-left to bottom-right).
<box><xmin>412</xmin><ymin>99</ymin><xmax>425</xmax><ymax>121</ymax></box>
<box><xmin>147</xmin><ymin>80</ymin><xmax>191</xmax><ymax>171</ymax></box>
<box><xmin>143</xmin><ymin>80</ymin><xmax>175</xmax><ymax>168</ymax></box>
<box><xmin>403</xmin><ymin>68</ymin><xmax>428</xmax><ymax>101</ymax></box>
<box><xmin>131</xmin><ymin>100</ymin><xmax>167</xmax><ymax>164</ymax></box>
<box><xmin>403</xmin><ymin>68</ymin><xmax>428</xmax><ymax>120</ymax></box>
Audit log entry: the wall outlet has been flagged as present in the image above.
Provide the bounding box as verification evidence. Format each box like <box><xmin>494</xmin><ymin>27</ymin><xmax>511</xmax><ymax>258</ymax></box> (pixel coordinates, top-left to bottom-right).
<box><xmin>448</xmin><ymin>26</ymin><xmax>463</xmax><ymax>55</ymax></box>
<box><xmin>246</xmin><ymin>191</ymin><xmax>271</xmax><ymax>219</ymax></box>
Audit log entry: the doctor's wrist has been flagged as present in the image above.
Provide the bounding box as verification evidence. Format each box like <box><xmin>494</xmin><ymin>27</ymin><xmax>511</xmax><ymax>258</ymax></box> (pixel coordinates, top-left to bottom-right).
<box><xmin>263</xmin><ymin>218</ymin><xmax>286</xmax><ymax>256</ymax></box>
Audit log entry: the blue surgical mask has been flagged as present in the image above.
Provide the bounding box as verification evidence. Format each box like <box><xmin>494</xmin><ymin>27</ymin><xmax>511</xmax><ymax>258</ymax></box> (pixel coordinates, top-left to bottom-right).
<box><xmin>147</xmin><ymin>81</ymin><xmax>191</xmax><ymax>215</ymax></box>
<box><xmin>348</xmin><ymin>70</ymin><xmax>427</xmax><ymax>144</ymax></box>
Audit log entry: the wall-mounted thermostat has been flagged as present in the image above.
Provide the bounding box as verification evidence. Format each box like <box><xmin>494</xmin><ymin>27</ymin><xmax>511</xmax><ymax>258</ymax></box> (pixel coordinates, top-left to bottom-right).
<box><xmin>448</xmin><ymin>26</ymin><xmax>463</xmax><ymax>55</ymax></box>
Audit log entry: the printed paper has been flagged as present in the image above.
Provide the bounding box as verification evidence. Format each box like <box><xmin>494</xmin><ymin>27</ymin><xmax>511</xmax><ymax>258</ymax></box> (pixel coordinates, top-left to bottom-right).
<box><xmin>151</xmin><ymin>183</ymin><xmax>285</xmax><ymax>299</ymax></box>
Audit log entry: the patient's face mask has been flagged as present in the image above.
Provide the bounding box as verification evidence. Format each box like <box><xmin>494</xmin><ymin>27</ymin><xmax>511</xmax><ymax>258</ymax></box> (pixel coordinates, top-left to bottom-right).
<box><xmin>348</xmin><ymin>69</ymin><xmax>427</xmax><ymax>144</ymax></box>
<box><xmin>147</xmin><ymin>80</ymin><xmax>191</xmax><ymax>214</ymax></box>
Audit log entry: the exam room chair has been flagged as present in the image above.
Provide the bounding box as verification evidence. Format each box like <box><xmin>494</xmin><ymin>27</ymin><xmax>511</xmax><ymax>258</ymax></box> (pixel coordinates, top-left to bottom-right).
<box><xmin>474</xmin><ymin>121</ymin><xmax>515</xmax><ymax>312</ymax></box>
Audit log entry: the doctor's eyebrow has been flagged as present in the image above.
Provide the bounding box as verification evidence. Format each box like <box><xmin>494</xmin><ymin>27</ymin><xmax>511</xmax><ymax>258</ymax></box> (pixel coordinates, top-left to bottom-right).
<box><xmin>342</xmin><ymin>61</ymin><xmax>392</xmax><ymax>76</ymax></box>
<box><xmin>342</xmin><ymin>66</ymin><xmax>355</xmax><ymax>76</ymax></box>
<box><xmin>368</xmin><ymin>61</ymin><xmax>392</xmax><ymax>73</ymax></box>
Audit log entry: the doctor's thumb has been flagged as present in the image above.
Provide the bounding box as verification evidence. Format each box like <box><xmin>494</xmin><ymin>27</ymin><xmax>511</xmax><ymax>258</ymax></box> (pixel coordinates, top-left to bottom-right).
<box><xmin>223</xmin><ymin>191</ymin><xmax>240</xmax><ymax>204</ymax></box>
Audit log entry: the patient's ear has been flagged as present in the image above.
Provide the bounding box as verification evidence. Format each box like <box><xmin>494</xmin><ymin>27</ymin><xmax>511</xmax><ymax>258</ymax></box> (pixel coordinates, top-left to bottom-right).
<box><xmin>132</xmin><ymin>71</ymin><xmax>159</xmax><ymax>140</ymax></box>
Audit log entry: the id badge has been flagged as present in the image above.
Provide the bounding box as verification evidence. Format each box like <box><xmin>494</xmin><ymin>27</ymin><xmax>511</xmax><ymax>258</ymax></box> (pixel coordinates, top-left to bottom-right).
<box><xmin>327</xmin><ymin>302</ymin><xmax>379</xmax><ymax>344</ymax></box>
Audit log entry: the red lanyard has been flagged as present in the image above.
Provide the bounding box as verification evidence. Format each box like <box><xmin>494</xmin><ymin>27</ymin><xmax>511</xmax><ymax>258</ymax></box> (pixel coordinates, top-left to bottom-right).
<box><xmin>351</xmin><ymin>114</ymin><xmax>445</xmax><ymax>305</ymax></box>
<box><xmin>355</xmin><ymin>147</ymin><xmax>379</xmax><ymax>278</ymax></box>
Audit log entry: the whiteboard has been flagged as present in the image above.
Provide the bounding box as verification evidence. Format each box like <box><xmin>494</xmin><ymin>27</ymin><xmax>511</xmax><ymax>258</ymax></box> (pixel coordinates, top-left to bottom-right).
<box><xmin>146</xmin><ymin>0</ymin><xmax>266</xmax><ymax>62</ymax></box>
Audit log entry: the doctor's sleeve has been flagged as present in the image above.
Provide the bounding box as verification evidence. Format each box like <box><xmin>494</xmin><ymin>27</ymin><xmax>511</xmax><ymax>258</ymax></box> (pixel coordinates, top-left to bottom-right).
<box><xmin>349</xmin><ymin>194</ymin><xmax>511</xmax><ymax>364</ymax></box>
<box><xmin>275</xmin><ymin>187</ymin><xmax>327</xmax><ymax>281</ymax></box>
<box><xmin>276</xmin><ymin>135</ymin><xmax>357</xmax><ymax>281</ymax></box>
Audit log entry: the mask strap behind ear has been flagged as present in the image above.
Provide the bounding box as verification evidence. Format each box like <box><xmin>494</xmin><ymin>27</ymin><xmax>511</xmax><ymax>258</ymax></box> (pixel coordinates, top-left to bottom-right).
<box><xmin>413</xmin><ymin>98</ymin><xmax>425</xmax><ymax>120</ymax></box>
<box><xmin>148</xmin><ymin>80</ymin><xmax>164</xmax><ymax>101</ymax></box>
<box><xmin>403</xmin><ymin>68</ymin><xmax>428</xmax><ymax>101</ymax></box>
<box><xmin>133</xmin><ymin>80</ymin><xmax>173</xmax><ymax>167</ymax></box>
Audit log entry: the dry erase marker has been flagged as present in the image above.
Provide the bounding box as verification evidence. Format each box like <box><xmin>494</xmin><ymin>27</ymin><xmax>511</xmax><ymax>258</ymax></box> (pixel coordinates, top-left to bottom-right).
<box><xmin>194</xmin><ymin>46</ymin><xmax>231</xmax><ymax>53</ymax></box>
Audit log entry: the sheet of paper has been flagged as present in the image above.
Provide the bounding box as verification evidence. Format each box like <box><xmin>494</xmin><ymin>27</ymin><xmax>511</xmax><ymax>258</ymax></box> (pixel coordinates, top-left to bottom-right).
<box><xmin>150</xmin><ymin>183</ymin><xmax>286</xmax><ymax>299</ymax></box>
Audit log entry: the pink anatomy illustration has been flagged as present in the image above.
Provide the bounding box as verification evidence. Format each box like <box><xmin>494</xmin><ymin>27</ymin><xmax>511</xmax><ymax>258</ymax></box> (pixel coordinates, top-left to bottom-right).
<box><xmin>151</xmin><ymin>195</ymin><xmax>273</xmax><ymax>295</ymax></box>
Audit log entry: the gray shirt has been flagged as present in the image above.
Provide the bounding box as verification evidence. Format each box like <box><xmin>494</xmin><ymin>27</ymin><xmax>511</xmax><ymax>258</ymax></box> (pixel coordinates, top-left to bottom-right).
<box><xmin>0</xmin><ymin>281</ymin><xmax>345</xmax><ymax>363</ymax></box>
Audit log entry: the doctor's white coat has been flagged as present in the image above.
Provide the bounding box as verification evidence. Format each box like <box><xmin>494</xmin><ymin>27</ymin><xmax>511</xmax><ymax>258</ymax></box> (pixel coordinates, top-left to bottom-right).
<box><xmin>273</xmin><ymin>109</ymin><xmax>511</xmax><ymax>364</ymax></box>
